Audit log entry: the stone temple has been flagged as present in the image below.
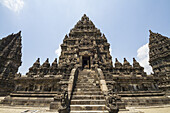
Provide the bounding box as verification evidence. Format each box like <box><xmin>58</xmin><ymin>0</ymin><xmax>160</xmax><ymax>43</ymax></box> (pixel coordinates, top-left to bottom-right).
<box><xmin>0</xmin><ymin>14</ymin><xmax>170</xmax><ymax>113</ymax></box>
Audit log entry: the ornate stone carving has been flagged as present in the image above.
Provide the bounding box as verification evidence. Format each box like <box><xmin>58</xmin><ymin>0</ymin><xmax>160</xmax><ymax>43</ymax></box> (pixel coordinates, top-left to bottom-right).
<box><xmin>50</xmin><ymin>58</ymin><xmax>58</xmax><ymax>75</ymax></box>
<box><xmin>0</xmin><ymin>31</ymin><xmax>22</xmax><ymax>95</ymax></box>
<box><xmin>149</xmin><ymin>30</ymin><xmax>170</xmax><ymax>92</ymax></box>
<box><xmin>0</xmin><ymin>31</ymin><xmax>22</xmax><ymax>78</ymax></box>
<box><xmin>26</xmin><ymin>58</ymin><xmax>40</xmax><ymax>76</ymax></box>
<box><xmin>39</xmin><ymin>58</ymin><xmax>50</xmax><ymax>76</ymax></box>
<box><xmin>149</xmin><ymin>30</ymin><xmax>170</xmax><ymax>77</ymax></box>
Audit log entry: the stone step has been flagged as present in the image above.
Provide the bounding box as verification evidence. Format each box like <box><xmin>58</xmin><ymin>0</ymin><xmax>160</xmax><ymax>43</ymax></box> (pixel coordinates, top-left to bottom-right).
<box><xmin>10</xmin><ymin>93</ymin><xmax>57</xmax><ymax>97</ymax></box>
<box><xmin>74</xmin><ymin>88</ymin><xmax>101</xmax><ymax>92</ymax></box>
<box><xmin>122</xmin><ymin>96</ymin><xmax>170</xmax><ymax>106</ymax></box>
<box><xmin>77</xmin><ymin>77</ymin><xmax>96</xmax><ymax>79</ymax></box>
<box><xmin>70</xmin><ymin>110</ymin><xmax>109</xmax><ymax>113</ymax></box>
<box><xmin>77</xmin><ymin>78</ymin><xmax>96</xmax><ymax>80</ymax></box>
<box><xmin>75</xmin><ymin>84</ymin><xmax>100</xmax><ymax>87</ymax></box>
<box><xmin>75</xmin><ymin>86</ymin><xmax>100</xmax><ymax>89</ymax></box>
<box><xmin>76</xmin><ymin>83</ymin><xmax>99</xmax><ymax>86</ymax></box>
<box><xmin>2</xmin><ymin>97</ymin><xmax>53</xmax><ymax>106</ymax></box>
<box><xmin>70</xmin><ymin>105</ymin><xmax>107</xmax><ymax>110</ymax></box>
<box><xmin>73</xmin><ymin>91</ymin><xmax>103</xmax><ymax>95</ymax></box>
<box><xmin>13</xmin><ymin>91</ymin><xmax>61</xmax><ymax>94</ymax></box>
<box><xmin>71</xmin><ymin>100</ymin><xmax>106</xmax><ymax>105</ymax></box>
<box><xmin>77</xmin><ymin>76</ymin><xmax>94</xmax><ymax>77</ymax></box>
<box><xmin>76</xmin><ymin>81</ymin><xmax>97</xmax><ymax>84</ymax></box>
<box><xmin>77</xmin><ymin>78</ymin><xmax>97</xmax><ymax>80</ymax></box>
<box><xmin>72</xmin><ymin>95</ymin><xmax>105</xmax><ymax>100</ymax></box>
<box><xmin>118</xmin><ymin>92</ymin><xmax>165</xmax><ymax>97</ymax></box>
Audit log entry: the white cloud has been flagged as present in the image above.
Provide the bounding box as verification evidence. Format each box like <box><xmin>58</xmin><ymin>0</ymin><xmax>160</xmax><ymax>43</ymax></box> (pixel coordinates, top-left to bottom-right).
<box><xmin>0</xmin><ymin>0</ymin><xmax>24</xmax><ymax>13</ymax></box>
<box><xmin>137</xmin><ymin>43</ymin><xmax>153</xmax><ymax>74</ymax></box>
<box><xmin>55</xmin><ymin>45</ymin><xmax>61</xmax><ymax>58</ymax></box>
<box><xmin>109</xmin><ymin>47</ymin><xmax>112</xmax><ymax>56</ymax></box>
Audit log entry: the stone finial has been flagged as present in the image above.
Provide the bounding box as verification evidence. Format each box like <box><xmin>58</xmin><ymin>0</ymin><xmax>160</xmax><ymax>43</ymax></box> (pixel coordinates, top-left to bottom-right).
<box><xmin>37</xmin><ymin>58</ymin><xmax>40</xmax><ymax>62</ymax></box>
<box><xmin>52</xmin><ymin>58</ymin><xmax>58</xmax><ymax>67</ymax></box>
<box><xmin>133</xmin><ymin>58</ymin><xmax>137</xmax><ymax>62</ymax></box>
<box><xmin>133</xmin><ymin>58</ymin><xmax>141</xmax><ymax>68</ymax></box>
<box><xmin>41</xmin><ymin>58</ymin><xmax>50</xmax><ymax>68</ymax></box>
<box><xmin>33</xmin><ymin>58</ymin><xmax>40</xmax><ymax>68</ymax></box>
<box><xmin>132</xmin><ymin>58</ymin><xmax>145</xmax><ymax>75</ymax></box>
<box><xmin>123</xmin><ymin>58</ymin><xmax>132</xmax><ymax>67</ymax></box>
<box><xmin>19</xmin><ymin>30</ymin><xmax>21</xmax><ymax>34</ymax></box>
<box><xmin>54</xmin><ymin>58</ymin><xmax>57</xmax><ymax>63</ymax></box>
<box><xmin>64</xmin><ymin>35</ymin><xmax>68</xmax><ymax>40</ymax></box>
<box><xmin>26</xmin><ymin>58</ymin><xmax>40</xmax><ymax>76</ymax></box>
<box><xmin>39</xmin><ymin>58</ymin><xmax>50</xmax><ymax>75</ymax></box>
<box><xmin>149</xmin><ymin>30</ymin><xmax>153</xmax><ymax>34</ymax></box>
<box><xmin>115</xmin><ymin>58</ymin><xmax>119</xmax><ymax>62</ymax></box>
<box><xmin>102</xmin><ymin>34</ymin><xmax>106</xmax><ymax>40</ymax></box>
<box><xmin>16</xmin><ymin>31</ymin><xmax>21</xmax><ymax>36</ymax></box>
<box><xmin>115</xmin><ymin>58</ymin><xmax>122</xmax><ymax>68</ymax></box>
<box><xmin>124</xmin><ymin>58</ymin><xmax>127</xmax><ymax>61</ymax></box>
<box><xmin>81</xmin><ymin>14</ymin><xmax>89</xmax><ymax>21</ymax></box>
<box><xmin>46</xmin><ymin>58</ymin><xmax>49</xmax><ymax>62</ymax></box>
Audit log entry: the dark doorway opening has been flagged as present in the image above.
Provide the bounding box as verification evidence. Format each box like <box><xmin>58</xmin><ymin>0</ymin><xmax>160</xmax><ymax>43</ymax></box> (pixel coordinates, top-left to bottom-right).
<box><xmin>82</xmin><ymin>56</ymin><xmax>90</xmax><ymax>69</ymax></box>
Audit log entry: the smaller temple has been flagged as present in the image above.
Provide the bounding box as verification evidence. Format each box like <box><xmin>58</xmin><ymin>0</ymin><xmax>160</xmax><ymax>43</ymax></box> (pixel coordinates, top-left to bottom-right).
<box><xmin>149</xmin><ymin>30</ymin><xmax>170</xmax><ymax>77</ymax></box>
<box><xmin>0</xmin><ymin>31</ymin><xmax>22</xmax><ymax>95</ymax></box>
<box><xmin>26</xmin><ymin>58</ymin><xmax>40</xmax><ymax>76</ymax></box>
<box><xmin>149</xmin><ymin>30</ymin><xmax>170</xmax><ymax>95</ymax></box>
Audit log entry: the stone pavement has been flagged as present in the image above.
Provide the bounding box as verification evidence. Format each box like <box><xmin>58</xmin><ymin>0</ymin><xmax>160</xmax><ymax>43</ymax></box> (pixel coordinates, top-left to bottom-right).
<box><xmin>0</xmin><ymin>105</ymin><xmax>58</xmax><ymax>113</ymax></box>
<box><xmin>119</xmin><ymin>105</ymin><xmax>170</xmax><ymax>113</ymax></box>
<box><xmin>1</xmin><ymin>96</ymin><xmax>170</xmax><ymax>113</ymax></box>
<box><xmin>0</xmin><ymin>105</ymin><xmax>170</xmax><ymax>113</ymax></box>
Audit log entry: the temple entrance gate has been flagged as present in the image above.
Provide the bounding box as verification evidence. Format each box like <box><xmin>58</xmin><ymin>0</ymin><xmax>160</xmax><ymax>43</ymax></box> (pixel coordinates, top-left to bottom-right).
<box><xmin>82</xmin><ymin>56</ymin><xmax>90</xmax><ymax>69</ymax></box>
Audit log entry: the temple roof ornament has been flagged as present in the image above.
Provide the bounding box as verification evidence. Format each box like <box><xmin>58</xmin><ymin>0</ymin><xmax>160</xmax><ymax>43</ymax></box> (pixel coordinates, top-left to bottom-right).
<box><xmin>123</xmin><ymin>58</ymin><xmax>132</xmax><ymax>68</ymax></box>
<box><xmin>115</xmin><ymin>58</ymin><xmax>122</xmax><ymax>68</ymax></box>
<box><xmin>33</xmin><ymin>58</ymin><xmax>40</xmax><ymax>68</ymax></box>
<box><xmin>133</xmin><ymin>58</ymin><xmax>143</xmax><ymax>68</ymax></box>
<box><xmin>41</xmin><ymin>58</ymin><xmax>50</xmax><ymax>68</ymax></box>
<box><xmin>51</xmin><ymin>58</ymin><xmax>58</xmax><ymax>68</ymax></box>
<box><xmin>69</xmin><ymin>14</ymin><xmax>101</xmax><ymax>37</ymax></box>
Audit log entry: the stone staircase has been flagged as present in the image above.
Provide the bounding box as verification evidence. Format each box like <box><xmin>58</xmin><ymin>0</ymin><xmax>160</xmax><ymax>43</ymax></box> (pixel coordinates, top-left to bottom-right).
<box><xmin>70</xmin><ymin>69</ymin><xmax>109</xmax><ymax>113</ymax></box>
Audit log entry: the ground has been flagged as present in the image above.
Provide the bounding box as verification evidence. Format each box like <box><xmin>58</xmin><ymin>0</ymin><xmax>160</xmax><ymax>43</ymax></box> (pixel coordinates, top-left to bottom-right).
<box><xmin>1</xmin><ymin>97</ymin><xmax>170</xmax><ymax>113</ymax></box>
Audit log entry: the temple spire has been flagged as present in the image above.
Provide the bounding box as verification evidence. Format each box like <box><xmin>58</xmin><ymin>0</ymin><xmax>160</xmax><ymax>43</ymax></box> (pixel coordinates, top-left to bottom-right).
<box><xmin>115</xmin><ymin>58</ymin><xmax>122</xmax><ymax>68</ymax></box>
<box><xmin>123</xmin><ymin>58</ymin><xmax>132</xmax><ymax>68</ymax></box>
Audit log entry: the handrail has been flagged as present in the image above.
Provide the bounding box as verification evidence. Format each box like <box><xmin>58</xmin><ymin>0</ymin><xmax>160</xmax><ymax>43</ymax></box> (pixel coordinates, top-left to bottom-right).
<box><xmin>95</xmin><ymin>68</ymin><xmax>109</xmax><ymax>95</ymax></box>
<box><xmin>68</xmin><ymin>67</ymin><xmax>79</xmax><ymax>100</ymax></box>
<box><xmin>95</xmin><ymin>68</ymin><xmax>120</xmax><ymax>112</ymax></box>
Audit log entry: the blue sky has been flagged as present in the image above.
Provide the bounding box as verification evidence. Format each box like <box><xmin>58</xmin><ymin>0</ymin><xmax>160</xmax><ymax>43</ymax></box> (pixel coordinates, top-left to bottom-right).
<box><xmin>0</xmin><ymin>0</ymin><xmax>170</xmax><ymax>74</ymax></box>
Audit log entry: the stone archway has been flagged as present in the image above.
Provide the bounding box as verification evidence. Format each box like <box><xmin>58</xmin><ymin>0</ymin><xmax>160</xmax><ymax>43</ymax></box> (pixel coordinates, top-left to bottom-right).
<box><xmin>82</xmin><ymin>56</ymin><xmax>90</xmax><ymax>69</ymax></box>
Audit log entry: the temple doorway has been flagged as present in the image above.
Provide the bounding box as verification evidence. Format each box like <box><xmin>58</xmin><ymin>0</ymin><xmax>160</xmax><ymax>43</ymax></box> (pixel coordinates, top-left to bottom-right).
<box><xmin>82</xmin><ymin>56</ymin><xmax>90</xmax><ymax>69</ymax></box>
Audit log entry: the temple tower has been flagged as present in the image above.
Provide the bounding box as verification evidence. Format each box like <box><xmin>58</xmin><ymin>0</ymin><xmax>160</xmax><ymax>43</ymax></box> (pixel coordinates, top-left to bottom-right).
<box><xmin>0</xmin><ymin>31</ymin><xmax>22</xmax><ymax>95</ymax></box>
<box><xmin>59</xmin><ymin>14</ymin><xmax>113</xmax><ymax>72</ymax></box>
<box><xmin>149</xmin><ymin>30</ymin><xmax>170</xmax><ymax>94</ymax></box>
<box><xmin>149</xmin><ymin>30</ymin><xmax>170</xmax><ymax>77</ymax></box>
